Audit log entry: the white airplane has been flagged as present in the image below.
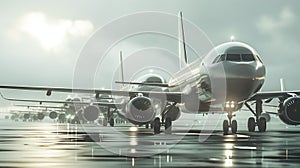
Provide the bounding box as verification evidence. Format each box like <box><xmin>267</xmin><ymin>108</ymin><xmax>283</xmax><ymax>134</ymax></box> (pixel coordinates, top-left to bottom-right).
<box><xmin>0</xmin><ymin>92</ymin><xmax>117</xmax><ymax>124</ymax></box>
<box><xmin>1</xmin><ymin>12</ymin><xmax>300</xmax><ymax>134</ymax></box>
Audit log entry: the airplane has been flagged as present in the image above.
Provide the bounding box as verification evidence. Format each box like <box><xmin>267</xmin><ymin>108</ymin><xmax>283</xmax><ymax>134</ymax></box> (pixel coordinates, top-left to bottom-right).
<box><xmin>1</xmin><ymin>12</ymin><xmax>300</xmax><ymax>135</ymax></box>
<box><xmin>12</xmin><ymin>104</ymin><xmax>68</xmax><ymax>121</ymax></box>
<box><xmin>0</xmin><ymin>92</ymin><xmax>119</xmax><ymax>125</ymax></box>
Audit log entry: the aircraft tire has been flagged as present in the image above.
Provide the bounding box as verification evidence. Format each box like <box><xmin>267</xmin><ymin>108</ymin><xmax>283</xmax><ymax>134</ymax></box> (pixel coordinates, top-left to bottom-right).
<box><xmin>223</xmin><ymin>120</ymin><xmax>229</xmax><ymax>135</ymax></box>
<box><xmin>153</xmin><ymin>117</ymin><xmax>161</xmax><ymax>134</ymax></box>
<box><xmin>258</xmin><ymin>117</ymin><xmax>266</xmax><ymax>132</ymax></box>
<box><xmin>164</xmin><ymin>117</ymin><xmax>172</xmax><ymax>134</ymax></box>
<box><xmin>231</xmin><ymin>120</ymin><xmax>237</xmax><ymax>134</ymax></box>
<box><xmin>109</xmin><ymin>118</ymin><xmax>114</xmax><ymax>127</ymax></box>
<box><xmin>248</xmin><ymin>117</ymin><xmax>255</xmax><ymax>132</ymax></box>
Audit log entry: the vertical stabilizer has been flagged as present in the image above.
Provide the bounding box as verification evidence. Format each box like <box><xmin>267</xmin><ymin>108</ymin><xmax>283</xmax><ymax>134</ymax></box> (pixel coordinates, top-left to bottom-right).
<box><xmin>120</xmin><ymin>51</ymin><xmax>125</xmax><ymax>86</ymax></box>
<box><xmin>178</xmin><ymin>11</ymin><xmax>188</xmax><ymax>69</ymax></box>
<box><xmin>280</xmin><ymin>78</ymin><xmax>285</xmax><ymax>91</ymax></box>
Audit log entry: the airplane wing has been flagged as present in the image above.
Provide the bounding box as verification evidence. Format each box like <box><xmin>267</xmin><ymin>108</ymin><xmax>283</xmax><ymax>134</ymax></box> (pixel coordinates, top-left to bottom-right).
<box><xmin>13</xmin><ymin>104</ymin><xmax>68</xmax><ymax>109</ymax></box>
<box><xmin>246</xmin><ymin>90</ymin><xmax>300</xmax><ymax>102</ymax></box>
<box><xmin>0</xmin><ymin>85</ymin><xmax>185</xmax><ymax>103</ymax></box>
<box><xmin>0</xmin><ymin>92</ymin><xmax>120</xmax><ymax>108</ymax></box>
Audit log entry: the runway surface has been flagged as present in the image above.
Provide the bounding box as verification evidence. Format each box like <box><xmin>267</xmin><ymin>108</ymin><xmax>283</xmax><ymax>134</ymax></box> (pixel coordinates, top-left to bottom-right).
<box><xmin>0</xmin><ymin>118</ymin><xmax>300</xmax><ymax>168</ymax></box>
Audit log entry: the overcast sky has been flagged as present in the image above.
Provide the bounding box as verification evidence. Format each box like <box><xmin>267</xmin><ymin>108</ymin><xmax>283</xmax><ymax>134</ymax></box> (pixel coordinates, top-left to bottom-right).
<box><xmin>0</xmin><ymin>0</ymin><xmax>300</xmax><ymax>107</ymax></box>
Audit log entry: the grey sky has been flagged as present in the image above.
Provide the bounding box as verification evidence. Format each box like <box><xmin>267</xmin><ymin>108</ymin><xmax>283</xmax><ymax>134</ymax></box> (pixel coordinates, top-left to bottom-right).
<box><xmin>0</xmin><ymin>0</ymin><xmax>300</xmax><ymax>106</ymax></box>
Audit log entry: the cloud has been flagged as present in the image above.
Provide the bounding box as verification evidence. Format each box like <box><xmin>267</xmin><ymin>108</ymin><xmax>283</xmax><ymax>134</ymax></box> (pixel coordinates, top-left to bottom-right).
<box><xmin>256</xmin><ymin>7</ymin><xmax>295</xmax><ymax>35</ymax></box>
<box><xmin>20</xmin><ymin>12</ymin><xmax>94</xmax><ymax>51</ymax></box>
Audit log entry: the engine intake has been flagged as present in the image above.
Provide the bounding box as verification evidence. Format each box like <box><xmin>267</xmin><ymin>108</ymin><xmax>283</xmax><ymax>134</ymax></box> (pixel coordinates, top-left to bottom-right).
<box><xmin>279</xmin><ymin>97</ymin><xmax>300</xmax><ymax>125</ymax></box>
<box><xmin>83</xmin><ymin>105</ymin><xmax>100</xmax><ymax>122</ymax></box>
<box><xmin>126</xmin><ymin>96</ymin><xmax>155</xmax><ymax>125</ymax></box>
<box><xmin>49</xmin><ymin>111</ymin><xmax>58</xmax><ymax>119</ymax></box>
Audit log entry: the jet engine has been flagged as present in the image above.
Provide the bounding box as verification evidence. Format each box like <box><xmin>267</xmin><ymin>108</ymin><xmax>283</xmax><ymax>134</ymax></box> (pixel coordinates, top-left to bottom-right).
<box><xmin>83</xmin><ymin>105</ymin><xmax>100</xmax><ymax>122</ymax></box>
<box><xmin>37</xmin><ymin>112</ymin><xmax>45</xmax><ymax>120</ymax></box>
<box><xmin>49</xmin><ymin>111</ymin><xmax>58</xmax><ymax>119</ymax></box>
<box><xmin>23</xmin><ymin>113</ymin><xmax>30</xmax><ymax>120</ymax></box>
<box><xmin>279</xmin><ymin>97</ymin><xmax>300</xmax><ymax>125</ymax></box>
<box><xmin>165</xmin><ymin>105</ymin><xmax>181</xmax><ymax>121</ymax></box>
<box><xmin>126</xmin><ymin>96</ymin><xmax>155</xmax><ymax>125</ymax></box>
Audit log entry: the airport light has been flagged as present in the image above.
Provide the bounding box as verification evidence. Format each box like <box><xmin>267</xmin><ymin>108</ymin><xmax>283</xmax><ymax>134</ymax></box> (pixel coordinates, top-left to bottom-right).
<box><xmin>230</xmin><ymin>35</ymin><xmax>235</xmax><ymax>42</ymax></box>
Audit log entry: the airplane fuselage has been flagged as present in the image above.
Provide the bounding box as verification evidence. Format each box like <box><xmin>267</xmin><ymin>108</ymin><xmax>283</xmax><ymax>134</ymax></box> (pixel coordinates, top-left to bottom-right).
<box><xmin>169</xmin><ymin>41</ymin><xmax>266</xmax><ymax>112</ymax></box>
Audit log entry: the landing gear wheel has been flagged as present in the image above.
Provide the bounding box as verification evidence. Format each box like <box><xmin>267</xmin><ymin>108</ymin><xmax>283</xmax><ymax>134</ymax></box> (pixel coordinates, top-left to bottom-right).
<box><xmin>231</xmin><ymin>120</ymin><xmax>237</xmax><ymax>134</ymax></box>
<box><xmin>223</xmin><ymin>120</ymin><xmax>229</xmax><ymax>135</ymax></box>
<box><xmin>258</xmin><ymin>117</ymin><xmax>266</xmax><ymax>132</ymax></box>
<box><xmin>164</xmin><ymin>117</ymin><xmax>172</xmax><ymax>134</ymax></box>
<box><xmin>145</xmin><ymin>124</ymin><xmax>149</xmax><ymax>129</ymax></box>
<box><xmin>103</xmin><ymin>119</ymin><xmax>108</xmax><ymax>127</ymax></box>
<box><xmin>153</xmin><ymin>117</ymin><xmax>161</xmax><ymax>134</ymax></box>
<box><xmin>248</xmin><ymin>117</ymin><xmax>255</xmax><ymax>132</ymax></box>
<box><xmin>109</xmin><ymin>118</ymin><xmax>114</xmax><ymax>127</ymax></box>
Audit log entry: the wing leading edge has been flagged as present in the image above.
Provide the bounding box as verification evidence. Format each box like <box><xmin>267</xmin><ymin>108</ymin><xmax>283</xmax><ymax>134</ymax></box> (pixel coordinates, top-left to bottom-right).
<box><xmin>246</xmin><ymin>90</ymin><xmax>300</xmax><ymax>102</ymax></box>
<box><xmin>0</xmin><ymin>85</ymin><xmax>185</xmax><ymax>103</ymax></box>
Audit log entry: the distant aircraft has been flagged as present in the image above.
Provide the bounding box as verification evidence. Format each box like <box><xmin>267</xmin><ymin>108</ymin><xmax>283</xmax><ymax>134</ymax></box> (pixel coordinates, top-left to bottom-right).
<box><xmin>0</xmin><ymin>92</ymin><xmax>117</xmax><ymax>125</ymax></box>
<box><xmin>12</xmin><ymin>104</ymin><xmax>67</xmax><ymax>121</ymax></box>
<box><xmin>1</xmin><ymin>12</ymin><xmax>300</xmax><ymax>134</ymax></box>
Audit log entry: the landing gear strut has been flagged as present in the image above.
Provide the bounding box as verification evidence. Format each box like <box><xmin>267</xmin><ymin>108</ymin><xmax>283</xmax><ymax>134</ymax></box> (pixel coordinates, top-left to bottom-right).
<box><xmin>223</xmin><ymin>111</ymin><xmax>237</xmax><ymax>134</ymax></box>
<box><xmin>107</xmin><ymin>107</ymin><xmax>115</xmax><ymax>127</ymax></box>
<box><xmin>245</xmin><ymin>100</ymin><xmax>267</xmax><ymax>132</ymax></box>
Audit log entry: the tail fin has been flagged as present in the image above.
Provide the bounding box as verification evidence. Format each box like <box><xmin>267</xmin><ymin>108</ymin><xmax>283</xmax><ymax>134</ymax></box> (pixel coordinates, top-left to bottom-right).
<box><xmin>178</xmin><ymin>11</ymin><xmax>188</xmax><ymax>69</ymax></box>
<box><xmin>119</xmin><ymin>51</ymin><xmax>125</xmax><ymax>86</ymax></box>
<box><xmin>280</xmin><ymin>78</ymin><xmax>285</xmax><ymax>91</ymax></box>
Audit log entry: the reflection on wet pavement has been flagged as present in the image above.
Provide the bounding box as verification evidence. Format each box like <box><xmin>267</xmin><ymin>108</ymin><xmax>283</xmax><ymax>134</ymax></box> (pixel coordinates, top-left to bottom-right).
<box><xmin>0</xmin><ymin>120</ymin><xmax>300</xmax><ymax>168</ymax></box>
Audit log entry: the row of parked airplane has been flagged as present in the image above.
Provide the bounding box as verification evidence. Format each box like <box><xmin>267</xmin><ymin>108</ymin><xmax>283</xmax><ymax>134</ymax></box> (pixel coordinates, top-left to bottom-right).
<box><xmin>1</xmin><ymin>12</ymin><xmax>300</xmax><ymax>134</ymax></box>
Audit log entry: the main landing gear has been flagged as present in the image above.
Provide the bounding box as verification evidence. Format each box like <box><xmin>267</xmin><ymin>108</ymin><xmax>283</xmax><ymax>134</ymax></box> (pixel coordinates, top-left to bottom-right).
<box><xmin>223</xmin><ymin>111</ymin><xmax>237</xmax><ymax>135</ymax></box>
<box><xmin>102</xmin><ymin>107</ymin><xmax>115</xmax><ymax>127</ymax></box>
<box><xmin>151</xmin><ymin>103</ymin><xmax>177</xmax><ymax>134</ymax></box>
<box><xmin>152</xmin><ymin>116</ymin><xmax>172</xmax><ymax>134</ymax></box>
<box><xmin>245</xmin><ymin>100</ymin><xmax>267</xmax><ymax>132</ymax></box>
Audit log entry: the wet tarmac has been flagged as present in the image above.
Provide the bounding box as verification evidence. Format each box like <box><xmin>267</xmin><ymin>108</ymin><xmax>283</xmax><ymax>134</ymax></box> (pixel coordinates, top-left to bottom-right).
<box><xmin>0</xmin><ymin>118</ymin><xmax>300</xmax><ymax>168</ymax></box>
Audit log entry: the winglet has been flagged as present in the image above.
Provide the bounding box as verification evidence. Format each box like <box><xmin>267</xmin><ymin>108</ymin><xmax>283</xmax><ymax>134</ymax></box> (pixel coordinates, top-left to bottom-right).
<box><xmin>178</xmin><ymin>11</ymin><xmax>188</xmax><ymax>69</ymax></box>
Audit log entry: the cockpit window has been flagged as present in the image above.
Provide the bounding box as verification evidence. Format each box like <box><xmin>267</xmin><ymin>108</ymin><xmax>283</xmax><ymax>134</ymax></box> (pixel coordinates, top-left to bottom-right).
<box><xmin>219</xmin><ymin>54</ymin><xmax>226</xmax><ymax>62</ymax></box>
<box><xmin>212</xmin><ymin>55</ymin><xmax>220</xmax><ymax>64</ymax></box>
<box><xmin>255</xmin><ymin>55</ymin><xmax>263</xmax><ymax>63</ymax></box>
<box><xmin>241</xmin><ymin>54</ymin><xmax>255</xmax><ymax>61</ymax></box>
<box><xmin>213</xmin><ymin>53</ymin><xmax>258</xmax><ymax>64</ymax></box>
<box><xmin>226</xmin><ymin>54</ymin><xmax>241</xmax><ymax>62</ymax></box>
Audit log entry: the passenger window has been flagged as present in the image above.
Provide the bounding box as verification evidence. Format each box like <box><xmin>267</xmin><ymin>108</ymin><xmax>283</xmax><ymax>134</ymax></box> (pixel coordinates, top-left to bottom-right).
<box><xmin>242</xmin><ymin>54</ymin><xmax>255</xmax><ymax>61</ymax></box>
<box><xmin>226</xmin><ymin>54</ymin><xmax>241</xmax><ymax>62</ymax></box>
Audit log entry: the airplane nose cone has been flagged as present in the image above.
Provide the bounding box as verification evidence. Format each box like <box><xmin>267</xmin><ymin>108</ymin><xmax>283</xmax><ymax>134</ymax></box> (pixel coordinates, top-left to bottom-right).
<box><xmin>223</xmin><ymin>62</ymin><xmax>265</xmax><ymax>101</ymax></box>
<box><xmin>224</xmin><ymin>63</ymin><xmax>255</xmax><ymax>79</ymax></box>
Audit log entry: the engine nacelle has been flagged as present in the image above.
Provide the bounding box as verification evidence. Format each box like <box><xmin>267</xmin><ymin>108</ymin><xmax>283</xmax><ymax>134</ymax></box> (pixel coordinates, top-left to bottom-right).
<box><xmin>126</xmin><ymin>96</ymin><xmax>155</xmax><ymax>125</ymax></box>
<box><xmin>83</xmin><ymin>105</ymin><xmax>100</xmax><ymax>122</ymax></box>
<box><xmin>23</xmin><ymin>113</ymin><xmax>30</xmax><ymax>120</ymax></box>
<box><xmin>49</xmin><ymin>111</ymin><xmax>58</xmax><ymax>119</ymax></box>
<box><xmin>58</xmin><ymin>113</ymin><xmax>66</xmax><ymax>122</ymax></box>
<box><xmin>181</xmin><ymin>86</ymin><xmax>211</xmax><ymax>113</ymax></box>
<box><xmin>165</xmin><ymin>105</ymin><xmax>181</xmax><ymax>121</ymax></box>
<box><xmin>37</xmin><ymin>112</ymin><xmax>45</xmax><ymax>120</ymax></box>
<box><xmin>279</xmin><ymin>97</ymin><xmax>300</xmax><ymax>125</ymax></box>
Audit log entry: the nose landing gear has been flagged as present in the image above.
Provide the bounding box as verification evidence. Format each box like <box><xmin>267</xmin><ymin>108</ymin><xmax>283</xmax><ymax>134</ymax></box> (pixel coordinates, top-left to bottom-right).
<box><xmin>223</xmin><ymin>111</ymin><xmax>237</xmax><ymax>135</ymax></box>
